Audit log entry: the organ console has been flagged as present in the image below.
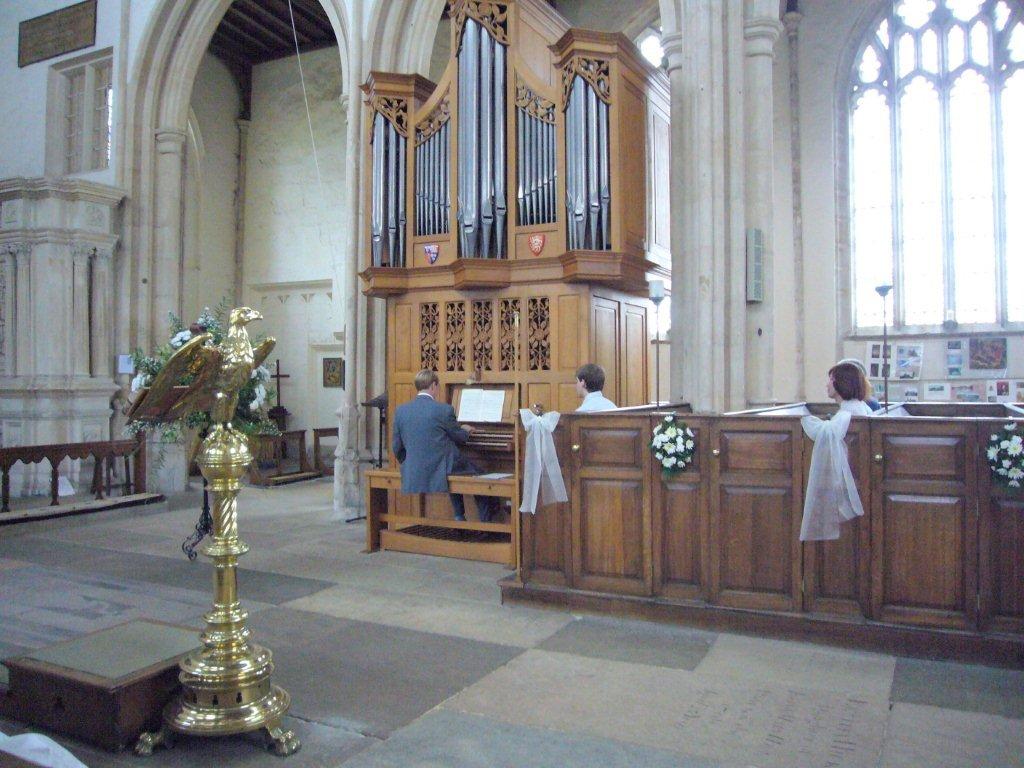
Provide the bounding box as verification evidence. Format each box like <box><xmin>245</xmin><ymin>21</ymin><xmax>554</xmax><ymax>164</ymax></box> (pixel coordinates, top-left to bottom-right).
<box><xmin>361</xmin><ymin>0</ymin><xmax>671</xmax><ymax>565</ymax></box>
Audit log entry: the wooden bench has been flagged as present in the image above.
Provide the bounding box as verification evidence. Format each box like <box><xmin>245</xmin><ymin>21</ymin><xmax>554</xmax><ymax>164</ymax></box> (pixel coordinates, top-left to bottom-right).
<box><xmin>248</xmin><ymin>430</ymin><xmax>321</xmax><ymax>486</ymax></box>
<box><xmin>364</xmin><ymin>468</ymin><xmax>519</xmax><ymax>567</ymax></box>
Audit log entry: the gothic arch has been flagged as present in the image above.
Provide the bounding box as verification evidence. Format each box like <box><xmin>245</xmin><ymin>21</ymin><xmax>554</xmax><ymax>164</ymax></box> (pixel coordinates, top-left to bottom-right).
<box><xmin>121</xmin><ymin>0</ymin><xmax>351</xmax><ymax>350</ymax></box>
<box><xmin>363</xmin><ymin>0</ymin><xmax>682</xmax><ymax>77</ymax></box>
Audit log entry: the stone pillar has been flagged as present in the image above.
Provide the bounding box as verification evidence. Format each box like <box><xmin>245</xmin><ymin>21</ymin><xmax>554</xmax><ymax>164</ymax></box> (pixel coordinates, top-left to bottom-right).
<box><xmin>12</xmin><ymin>243</ymin><xmax>32</xmax><ymax>377</ymax></box>
<box><xmin>743</xmin><ymin>4</ymin><xmax>783</xmax><ymax>405</ymax></box>
<box><xmin>233</xmin><ymin>119</ymin><xmax>250</xmax><ymax>305</ymax></box>
<box><xmin>0</xmin><ymin>249</ymin><xmax>14</xmax><ymax>376</ymax></box>
<box><xmin>784</xmin><ymin>8</ymin><xmax>806</xmax><ymax>399</ymax></box>
<box><xmin>90</xmin><ymin>245</ymin><xmax>114</xmax><ymax>378</ymax></box>
<box><xmin>664</xmin><ymin>0</ymin><xmax>748</xmax><ymax>413</ymax></box>
<box><xmin>71</xmin><ymin>244</ymin><xmax>94</xmax><ymax>376</ymax></box>
<box><xmin>153</xmin><ymin>128</ymin><xmax>187</xmax><ymax>336</ymax></box>
<box><xmin>335</xmin><ymin>14</ymin><xmax>365</xmax><ymax>519</ymax></box>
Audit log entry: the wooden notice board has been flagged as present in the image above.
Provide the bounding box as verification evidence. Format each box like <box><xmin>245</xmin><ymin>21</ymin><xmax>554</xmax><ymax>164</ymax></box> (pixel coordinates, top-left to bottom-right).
<box><xmin>18</xmin><ymin>0</ymin><xmax>97</xmax><ymax>68</ymax></box>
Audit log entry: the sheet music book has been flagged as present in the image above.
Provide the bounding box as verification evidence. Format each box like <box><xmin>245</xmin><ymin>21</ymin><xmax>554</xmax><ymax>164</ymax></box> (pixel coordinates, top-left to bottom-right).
<box><xmin>477</xmin><ymin>472</ymin><xmax>513</xmax><ymax>480</ymax></box>
<box><xmin>457</xmin><ymin>388</ymin><xmax>505</xmax><ymax>422</ymax></box>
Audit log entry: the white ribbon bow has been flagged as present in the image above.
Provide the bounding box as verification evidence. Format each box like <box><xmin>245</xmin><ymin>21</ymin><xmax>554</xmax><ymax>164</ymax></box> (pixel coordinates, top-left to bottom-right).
<box><xmin>799</xmin><ymin>411</ymin><xmax>865</xmax><ymax>541</ymax></box>
<box><xmin>519</xmin><ymin>409</ymin><xmax>568</xmax><ymax>514</ymax></box>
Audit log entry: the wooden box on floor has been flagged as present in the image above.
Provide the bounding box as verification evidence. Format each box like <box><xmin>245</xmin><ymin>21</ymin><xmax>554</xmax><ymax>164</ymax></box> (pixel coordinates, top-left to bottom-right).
<box><xmin>0</xmin><ymin>620</ymin><xmax>198</xmax><ymax>751</ymax></box>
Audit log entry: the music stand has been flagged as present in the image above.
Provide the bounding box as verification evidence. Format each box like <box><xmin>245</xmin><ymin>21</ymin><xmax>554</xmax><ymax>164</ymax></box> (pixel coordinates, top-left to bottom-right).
<box><xmin>361</xmin><ymin>392</ymin><xmax>388</xmax><ymax>469</ymax></box>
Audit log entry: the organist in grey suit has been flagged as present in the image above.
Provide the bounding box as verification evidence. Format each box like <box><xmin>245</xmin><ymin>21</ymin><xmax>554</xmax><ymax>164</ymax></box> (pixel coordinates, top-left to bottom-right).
<box><xmin>392</xmin><ymin>369</ymin><xmax>500</xmax><ymax>522</ymax></box>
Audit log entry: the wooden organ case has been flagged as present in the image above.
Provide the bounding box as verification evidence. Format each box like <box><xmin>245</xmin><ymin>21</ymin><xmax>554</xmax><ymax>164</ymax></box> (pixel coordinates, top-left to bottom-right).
<box><xmin>361</xmin><ymin>0</ymin><xmax>671</xmax><ymax>566</ymax></box>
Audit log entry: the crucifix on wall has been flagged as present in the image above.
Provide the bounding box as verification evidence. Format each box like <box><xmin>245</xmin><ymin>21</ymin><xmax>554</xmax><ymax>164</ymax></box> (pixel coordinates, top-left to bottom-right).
<box><xmin>268</xmin><ymin>359</ymin><xmax>290</xmax><ymax>431</ymax></box>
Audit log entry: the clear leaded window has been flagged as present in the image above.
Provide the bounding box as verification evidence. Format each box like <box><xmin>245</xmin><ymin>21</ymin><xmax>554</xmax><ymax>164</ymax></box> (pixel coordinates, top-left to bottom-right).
<box><xmin>849</xmin><ymin>0</ymin><xmax>1024</xmax><ymax>330</ymax></box>
<box><xmin>55</xmin><ymin>54</ymin><xmax>113</xmax><ymax>175</ymax></box>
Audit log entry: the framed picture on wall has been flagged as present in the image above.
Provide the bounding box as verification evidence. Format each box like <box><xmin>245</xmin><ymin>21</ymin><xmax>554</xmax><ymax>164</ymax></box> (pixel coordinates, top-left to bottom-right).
<box><xmin>968</xmin><ymin>337</ymin><xmax>1008</xmax><ymax>371</ymax></box>
<box><xmin>323</xmin><ymin>357</ymin><xmax>345</xmax><ymax>388</ymax></box>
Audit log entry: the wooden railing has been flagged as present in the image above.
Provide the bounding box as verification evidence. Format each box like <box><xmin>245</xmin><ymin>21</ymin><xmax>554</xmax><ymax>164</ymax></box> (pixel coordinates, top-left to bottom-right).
<box><xmin>0</xmin><ymin>438</ymin><xmax>147</xmax><ymax>513</ymax></box>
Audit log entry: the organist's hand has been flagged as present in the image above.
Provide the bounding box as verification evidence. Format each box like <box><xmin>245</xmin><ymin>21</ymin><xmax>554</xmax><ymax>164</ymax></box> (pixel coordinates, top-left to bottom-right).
<box><xmin>461</xmin><ymin>424</ymin><xmax>476</xmax><ymax>434</ymax></box>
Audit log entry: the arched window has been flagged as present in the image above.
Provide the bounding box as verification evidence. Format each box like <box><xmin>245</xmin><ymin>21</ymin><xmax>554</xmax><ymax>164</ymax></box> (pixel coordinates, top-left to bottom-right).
<box><xmin>848</xmin><ymin>0</ymin><xmax>1024</xmax><ymax>331</ymax></box>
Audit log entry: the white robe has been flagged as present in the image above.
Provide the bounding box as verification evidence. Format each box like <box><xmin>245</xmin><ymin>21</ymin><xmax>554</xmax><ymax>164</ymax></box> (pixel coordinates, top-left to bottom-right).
<box><xmin>575</xmin><ymin>391</ymin><xmax>617</xmax><ymax>412</ymax></box>
<box><xmin>799</xmin><ymin>406</ymin><xmax>866</xmax><ymax>541</ymax></box>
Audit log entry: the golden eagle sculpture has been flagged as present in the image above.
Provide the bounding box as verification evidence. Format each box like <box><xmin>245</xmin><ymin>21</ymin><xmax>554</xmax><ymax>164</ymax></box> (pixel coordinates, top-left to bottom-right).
<box><xmin>129</xmin><ymin>307</ymin><xmax>275</xmax><ymax>426</ymax></box>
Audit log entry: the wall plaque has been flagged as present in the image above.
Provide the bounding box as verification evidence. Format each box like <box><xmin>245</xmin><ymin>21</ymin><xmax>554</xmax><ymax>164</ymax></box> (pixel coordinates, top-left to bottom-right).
<box><xmin>322</xmin><ymin>357</ymin><xmax>345</xmax><ymax>388</ymax></box>
<box><xmin>18</xmin><ymin>0</ymin><xmax>97</xmax><ymax>68</ymax></box>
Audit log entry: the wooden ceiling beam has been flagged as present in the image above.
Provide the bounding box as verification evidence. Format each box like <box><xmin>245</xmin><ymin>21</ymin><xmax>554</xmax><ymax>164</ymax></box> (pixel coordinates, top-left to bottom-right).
<box><xmin>234</xmin><ymin>0</ymin><xmax>314</xmax><ymax>46</ymax></box>
<box><xmin>269</xmin><ymin>0</ymin><xmax>326</xmax><ymax>43</ymax></box>
<box><xmin>216</xmin><ymin>14</ymin><xmax>277</xmax><ymax>54</ymax></box>
<box><xmin>286</xmin><ymin>0</ymin><xmax>335</xmax><ymax>40</ymax></box>
<box><xmin>259</xmin><ymin>40</ymin><xmax>338</xmax><ymax>64</ymax></box>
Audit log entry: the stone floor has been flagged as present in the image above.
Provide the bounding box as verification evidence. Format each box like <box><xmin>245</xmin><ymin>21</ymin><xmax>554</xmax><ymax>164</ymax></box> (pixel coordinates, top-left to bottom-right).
<box><xmin>1</xmin><ymin>480</ymin><xmax>1022</xmax><ymax>768</ymax></box>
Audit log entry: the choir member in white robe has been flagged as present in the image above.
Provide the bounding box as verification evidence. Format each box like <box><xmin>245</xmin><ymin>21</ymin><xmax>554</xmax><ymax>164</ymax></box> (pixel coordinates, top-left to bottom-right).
<box><xmin>799</xmin><ymin>363</ymin><xmax>870</xmax><ymax>541</ymax></box>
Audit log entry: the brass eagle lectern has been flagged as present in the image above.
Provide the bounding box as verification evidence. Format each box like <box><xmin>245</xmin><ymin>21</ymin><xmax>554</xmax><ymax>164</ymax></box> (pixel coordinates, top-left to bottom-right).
<box><xmin>130</xmin><ymin>307</ymin><xmax>299</xmax><ymax>756</ymax></box>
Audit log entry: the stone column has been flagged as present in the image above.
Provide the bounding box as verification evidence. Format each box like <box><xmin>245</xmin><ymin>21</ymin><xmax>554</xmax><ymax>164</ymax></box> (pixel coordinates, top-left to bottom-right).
<box><xmin>0</xmin><ymin>249</ymin><xmax>14</xmax><ymax>376</ymax></box>
<box><xmin>71</xmin><ymin>244</ymin><xmax>94</xmax><ymax>376</ymax></box>
<box><xmin>335</xmin><ymin>14</ymin><xmax>365</xmax><ymax>518</ymax></box>
<box><xmin>743</xmin><ymin>4</ymin><xmax>783</xmax><ymax>405</ymax></box>
<box><xmin>664</xmin><ymin>0</ymin><xmax>748</xmax><ymax>413</ymax></box>
<box><xmin>233</xmin><ymin>119</ymin><xmax>250</xmax><ymax>305</ymax></box>
<box><xmin>90</xmin><ymin>245</ymin><xmax>114</xmax><ymax>378</ymax></box>
<box><xmin>153</xmin><ymin>128</ymin><xmax>187</xmax><ymax>337</ymax></box>
<box><xmin>13</xmin><ymin>243</ymin><xmax>32</xmax><ymax>377</ymax></box>
<box><xmin>784</xmin><ymin>8</ymin><xmax>806</xmax><ymax>399</ymax></box>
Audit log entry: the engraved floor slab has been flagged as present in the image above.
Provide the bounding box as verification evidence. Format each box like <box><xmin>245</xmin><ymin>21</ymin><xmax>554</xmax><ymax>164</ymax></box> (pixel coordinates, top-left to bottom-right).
<box><xmin>891</xmin><ymin>657</ymin><xmax>1024</xmax><ymax>719</ymax></box>
<box><xmin>696</xmin><ymin>632</ymin><xmax>896</xmax><ymax>700</ymax></box>
<box><xmin>539</xmin><ymin>615</ymin><xmax>716</xmax><ymax>670</ymax></box>
<box><xmin>444</xmin><ymin>649</ymin><xmax>889</xmax><ymax>768</ymax></box>
<box><xmin>0</xmin><ymin>564</ymin><xmax>230</xmax><ymax>650</ymax></box>
<box><xmin>247</xmin><ymin>607</ymin><xmax>523</xmax><ymax>738</ymax></box>
<box><xmin>879</xmin><ymin>703</ymin><xmax>1024</xmax><ymax>768</ymax></box>
<box><xmin>286</xmin><ymin>584</ymin><xmax>572</xmax><ymax>648</ymax></box>
<box><xmin>0</xmin><ymin>538</ymin><xmax>334</xmax><ymax>605</ymax></box>
<box><xmin>339</xmin><ymin>709</ymin><xmax>722</xmax><ymax>768</ymax></box>
<box><xmin>0</xmin><ymin>714</ymin><xmax>370</xmax><ymax>768</ymax></box>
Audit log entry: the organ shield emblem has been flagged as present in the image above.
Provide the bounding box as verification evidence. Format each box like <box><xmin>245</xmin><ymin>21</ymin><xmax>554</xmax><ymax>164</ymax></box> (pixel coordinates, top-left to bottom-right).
<box><xmin>528</xmin><ymin>234</ymin><xmax>545</xmax><ymax>255</ymax></box>
<box><xmin>424</xmin><ymin>244</ymin><xmax>440</xmax><ymax>264</ymax></box>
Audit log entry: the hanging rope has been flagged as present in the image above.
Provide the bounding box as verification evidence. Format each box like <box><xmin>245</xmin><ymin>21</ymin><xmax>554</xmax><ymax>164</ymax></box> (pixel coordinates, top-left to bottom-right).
<box><xmin>287</xmin><ymin>0</ymin><xmax>325</xmax><ymax>193</ymax></box>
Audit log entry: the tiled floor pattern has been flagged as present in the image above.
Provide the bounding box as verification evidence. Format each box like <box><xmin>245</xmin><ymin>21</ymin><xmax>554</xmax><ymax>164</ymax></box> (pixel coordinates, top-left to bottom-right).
<box><xmin>0</xmin><ymin>480</ymin><xmax>1020</xmax><ymax>767</ymax></box>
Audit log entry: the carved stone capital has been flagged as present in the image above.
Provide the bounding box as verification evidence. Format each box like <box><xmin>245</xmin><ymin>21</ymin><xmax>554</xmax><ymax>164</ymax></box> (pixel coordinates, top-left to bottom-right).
<box><xmin>71</xmin><ymin>242</ymin><xmax>98</xmax><ymax>261</ymax></box>
<box><xmin>744</xmin><ymin>17</ymin><xmax>783</xmax><ymax>57</ymax></box>
<box><xmin>2</xmin><ymin>242</ymin><xmax>31</xmax><ymax>260</ymax></box>
<box><xmin>661</xmin><ymin>33</ymin><xmax>685</xmax><ymax>74</ymax></box>
<box><xmin>155</xmin><ymin>128</ymin><xmax>187</xmax><ymax>154</ymax></box>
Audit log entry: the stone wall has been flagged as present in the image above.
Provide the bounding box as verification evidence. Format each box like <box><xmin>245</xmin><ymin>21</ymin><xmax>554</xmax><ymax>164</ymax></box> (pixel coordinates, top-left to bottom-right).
<box><xmin>242</xmin><ymin>47</ymin><xmax>348</xmax><ymax>431</ymax></box>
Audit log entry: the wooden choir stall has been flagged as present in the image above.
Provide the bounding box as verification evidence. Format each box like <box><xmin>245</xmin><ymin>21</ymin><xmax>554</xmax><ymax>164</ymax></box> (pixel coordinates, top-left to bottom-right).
<box><xmin>361</xmin><ymin>0</ymin><xmax>671</xmax><ymax>567</ymax></box>
<box><xmin>507</xmin><ymin>402</ymin><xmax>1024</xmax><ymax>665</ymax></box>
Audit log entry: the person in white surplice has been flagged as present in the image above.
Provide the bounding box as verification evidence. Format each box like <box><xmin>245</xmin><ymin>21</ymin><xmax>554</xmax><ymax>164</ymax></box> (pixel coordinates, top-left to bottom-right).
<box><xmin>799</xmin><ymin>363</ymin><xmax>870</xmax><ymax>541</ymax></box>
<box><xmin>574</xmin><ymin>364</ymin><xmax>617</xmax><ymax>412</ymax></box>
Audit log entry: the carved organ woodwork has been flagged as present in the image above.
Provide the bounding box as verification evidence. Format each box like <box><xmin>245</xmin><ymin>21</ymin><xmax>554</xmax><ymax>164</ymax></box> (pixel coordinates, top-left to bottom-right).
<box><xmin>361</xmin><ymin>0</ymin><xmax>671</xmax><ymax>436</ymax></box>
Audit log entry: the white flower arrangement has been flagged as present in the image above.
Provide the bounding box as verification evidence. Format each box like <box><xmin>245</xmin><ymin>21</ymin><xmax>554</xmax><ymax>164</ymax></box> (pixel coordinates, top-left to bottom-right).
<box><xmin>987</xmin><ymin>422</ymin><xmax>1024</xmax><ymax>489</ymax></box>
<box><xmin>650</xmin><ymin>414</ymin><xmax>696</xmax><ymax>479</ymax></box>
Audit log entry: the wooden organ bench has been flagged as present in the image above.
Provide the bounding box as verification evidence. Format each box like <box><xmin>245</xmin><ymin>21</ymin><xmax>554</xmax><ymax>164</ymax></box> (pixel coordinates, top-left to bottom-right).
<box><xmin>364</xmin><ymin>383</ymin><xmax>521</xmax><ymax>566</ymax></box>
